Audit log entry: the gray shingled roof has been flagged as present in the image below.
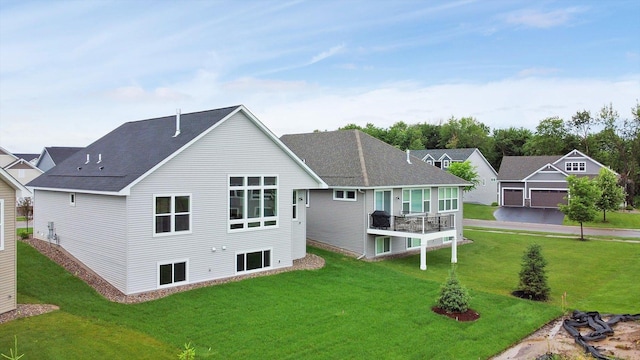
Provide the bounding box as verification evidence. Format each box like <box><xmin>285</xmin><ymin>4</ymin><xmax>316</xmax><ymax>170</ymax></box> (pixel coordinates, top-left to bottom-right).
<box><xmin>13</xmin><ymin>153</ymin><xmax>40</xmax><ymax>162</ymax></box>
<box><xmin>28</xmin><ymin>106</ymin><xmax>240</xmax><ymax>193</ymax></box>
<box><xmin>280</xmin><ymin>130</ymin><xmax>469</xmax><ymax>188</ymax></box>
<box><xmin>410</xmin><ymin>148</ymin><xmax>476</xmax><ymax>162</ymax></box>
<box><xmin>497</xmin><ymin>155</ymin><xmax>563</xmax><ymax>181</ymax></box>
<box><xmin>45</xmin><ymin>147</ymin><xmax>83</xmax><ymax>165</ymax></box>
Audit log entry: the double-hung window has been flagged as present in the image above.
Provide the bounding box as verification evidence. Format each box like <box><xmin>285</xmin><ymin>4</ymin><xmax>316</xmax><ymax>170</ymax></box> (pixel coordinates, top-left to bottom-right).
<box><xmin>229</xmin><ymin>176</ymin><xmax>278</xmax><ymax>230</ymax></box>
<box><xmin>402</xmin><ymin>188</ymin><xmax>431</xmax><ymax>214</ymax></box>
<box><xmin>565</xmin><ymin>162</ymin><xmax>586</xmax><ymax>172</ymax></box>
<box><xmin>438</xmin><ymin>187</ymin><xmax>459</xmax><ymax>212</ymax></box>
<box><xmin>154</xmin><ymin>194</ymin><xmax>191</xmax><ymax>235</ymax></box>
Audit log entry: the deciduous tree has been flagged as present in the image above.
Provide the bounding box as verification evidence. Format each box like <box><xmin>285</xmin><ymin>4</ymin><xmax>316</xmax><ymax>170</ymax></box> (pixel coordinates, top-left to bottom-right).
<box><xmin>559</xmin><ymin>175</ymin><xmax>600</xmax><ymax>240</ymax></box>
<box><xmin>595</xmin><ymin>168</ymin><xmax>625</xmax><ymax>221</ymax></box>
<box><xmin>447</xmin><ymin>160</ymin><xmax>479</xmax><ymax>191</ymax></box>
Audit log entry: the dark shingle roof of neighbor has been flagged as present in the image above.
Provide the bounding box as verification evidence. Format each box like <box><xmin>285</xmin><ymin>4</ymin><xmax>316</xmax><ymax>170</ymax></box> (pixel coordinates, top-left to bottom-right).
<box><xmin>410</xmin><ymin>148</ymin><xmax>477</xmax><ymax>161</ymax></box>
<box><xmin>46</xmin><ymin>147</ymin><xmax>84</xmax><ymax>164</ymax></box>
<box><xmin>280</xmin><ymin>130</ymin><xmax>469</xmax><ymax>188</ymax></box>
<box><xmin>13</xmin><ymin>153</ymin><xmax>40</xmax><ymax>162</ymax></box>
<box><xmin>28</xmin><ymin>106</ymin><xmax>240</xmax><ymax>192</ymax></box>
<box><xmin>497</xmin><ymin>155</ymin><xmax>563</xmax><ymax>181</ymax></box>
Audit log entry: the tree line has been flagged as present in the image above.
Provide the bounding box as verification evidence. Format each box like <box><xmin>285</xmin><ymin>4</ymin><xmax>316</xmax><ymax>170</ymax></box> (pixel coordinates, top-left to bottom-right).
<box><xmin>334</xmin><ymin>102</ymin><xmax>640</xmax><ymax>206</ymax></box>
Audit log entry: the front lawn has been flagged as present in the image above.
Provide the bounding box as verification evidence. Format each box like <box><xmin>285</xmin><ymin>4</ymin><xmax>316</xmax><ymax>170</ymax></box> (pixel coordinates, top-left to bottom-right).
<box><xmin>463</xmin><ymin>203</ymin><xmax>497</xmax><ymax>220</ymax></box>
<box><xmin>563</xmin><ymin>210</ymin><xmax>640</xmax><ymax>229</ymax></box>
<box><xmin>3</xmin><ymin>230</ymin><xmax>638</xmax><ymax>359</ymax></box>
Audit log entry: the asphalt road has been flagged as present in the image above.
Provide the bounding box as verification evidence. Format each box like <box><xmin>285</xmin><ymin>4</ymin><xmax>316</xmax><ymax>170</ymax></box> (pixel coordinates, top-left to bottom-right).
<box><xmin>464</xmin><ymin>219</ymin><xmax>640</xmax><ymax>238</ymax></box>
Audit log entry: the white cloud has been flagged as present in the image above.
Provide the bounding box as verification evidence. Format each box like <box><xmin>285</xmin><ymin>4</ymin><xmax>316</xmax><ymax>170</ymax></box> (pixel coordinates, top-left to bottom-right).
<box><xmin>105</xmin><ymin>86</ymin><xmax>190</xmax><ymax>102</ymax></box>
<box><xmin>517</xmin><ymin>67</ymin><xmax>560</xmax><ymax>77</ymax></box>
<box><xmin>308</xmin><ymin>44</ymin><xmax>346</xmax><ymax>65</ymax></box>
<box><xmin>505</xmin><ymin>7</ymin><xmax>586</xmax><ymax>28</ymax></box>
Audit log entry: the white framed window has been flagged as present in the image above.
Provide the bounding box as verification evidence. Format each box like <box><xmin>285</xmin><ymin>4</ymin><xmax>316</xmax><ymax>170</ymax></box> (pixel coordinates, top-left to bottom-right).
<box><xmin>482</xmin><ymin>178</ymin><xmax>486</xmax><ymax>186</ymax></box>
<box><xmin>565</xmin><ymin>162</ymin><xmax>586</xmax><ymax>172</ymax></box>
<box><xmin>438</xmin><ymin>187</ymin><xmax>459</xmax><ymax>212</ymax></box>
<box><xmin>158</xmin><ymin>260</ymin><xmax>188</xmax><ymax>287</ymax></box>
<box><xmin>69</xmin><ymin>193</ymin><xmax>76</xmax><ymax>206</ymax></box>
<box><xmin>426</xmin><ymin>160</ymin><xmax>433</xmax><ymax>165</ymax></box>
<box><xmin>0</xmin><ymin>199</ymin><xmax>4</xmax><ymax>251</ymax></box>
<box><xmin>374</xmin><ymin>190</ymin><xmax>392</xmax><ymax>213</ymax></box>
<box><xmin>407</xmin><ymin>237</ymin><xmax>421</xmax><ymax>249</ymax></box>
<box><xmin>443</xmin><ymin>160</ymin><xmax>450</xmax><ymax>168</ymax></box>
<box><xmin>229</xmin><ymin>176</ymin><xmax>278</xmax><ymax>231</ymax></box>
<box><xmin>236</xmin><ymin>249</ymin><xmax>271</xmax><ymax>273</ymax></box>
<box><xmin>334</xmin><ymin>189</ymin><xmax>356</xmax><ymax>201</ymax></box>
<box><xmin>375</xmin><ymin>236</ymin><xmax>391</xmax><ymax>255</ymax></box>
<box><xmin>402</xmin><ymin>188</ymin><xmax>431</xmax><ymax>214</ymax></box>
<box><xmin>443</xmin><ymin>236</ymin><xmax>455</xmax><ymax>243</ymax></box>
<box><xmin>154</xmin><ymin>194</ymin><xmax>191</xmax><ymax>235</ymax></box>
<box><xmin>292</xmin><ymin>190</ymin><xmax>298</xmax><ymax>220</ymax></box>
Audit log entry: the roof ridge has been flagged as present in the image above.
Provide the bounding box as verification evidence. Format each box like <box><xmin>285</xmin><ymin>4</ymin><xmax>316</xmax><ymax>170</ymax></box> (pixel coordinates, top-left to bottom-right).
<box><xmin>354</xmin><ymin>130</ymin><xmax>369</xmax><ymax>187</ymax></box>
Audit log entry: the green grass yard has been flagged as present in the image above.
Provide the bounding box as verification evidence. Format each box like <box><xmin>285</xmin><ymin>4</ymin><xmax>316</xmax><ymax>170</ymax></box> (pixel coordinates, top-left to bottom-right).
<box><xmin>2</xmin><ymin>230</ymin><xmax>638</xmax><ymax>359</ymax></box>
<box><xmin>563</xmin><ymin>210</ymin><xmax>640</xmax><ymax>229</ymax></box>
<box><xmin>462</xmin><ymin>203</ymin><xmax>497</xmax><ymax>220</ymax></box>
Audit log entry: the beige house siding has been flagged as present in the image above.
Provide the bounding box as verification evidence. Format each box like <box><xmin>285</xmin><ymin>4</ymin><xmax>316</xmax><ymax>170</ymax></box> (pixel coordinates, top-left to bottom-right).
<box><xmin>0</xmin><ymin>178</ymin><xmax>17</xmax><ymax>314</ymax></box>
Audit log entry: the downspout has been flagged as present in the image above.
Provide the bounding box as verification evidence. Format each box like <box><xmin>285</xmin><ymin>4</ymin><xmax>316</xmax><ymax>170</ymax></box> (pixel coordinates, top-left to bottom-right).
<box><xmin>357</xmin><ymin>188</ymin><xmax>367</xmax><ymax>259</ymax></box>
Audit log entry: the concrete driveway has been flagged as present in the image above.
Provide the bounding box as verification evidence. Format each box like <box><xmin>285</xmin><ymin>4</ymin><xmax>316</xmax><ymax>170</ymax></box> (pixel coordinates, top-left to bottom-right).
<box><xmin>493</xmin><ymin>207</ymin><xmax>565</xmax><ymax>225</ymax></box>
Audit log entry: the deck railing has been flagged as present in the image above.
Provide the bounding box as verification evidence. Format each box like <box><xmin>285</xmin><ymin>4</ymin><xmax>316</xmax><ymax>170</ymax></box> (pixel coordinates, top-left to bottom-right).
<box><xmin>369</xmin><ymin>212</ymin><xmax>455</xmax><ymax>234</ymax></box>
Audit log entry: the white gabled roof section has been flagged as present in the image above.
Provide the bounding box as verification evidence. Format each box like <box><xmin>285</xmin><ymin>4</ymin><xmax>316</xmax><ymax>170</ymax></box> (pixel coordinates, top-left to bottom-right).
<box><xmin>0</xmin><ymin>167</ymin><xmax>30</xmax><ymax>195</ymax></box>
<box><xmin>5</xmin><ymin>158</ymin><xmax>44</xmax><ymax>173</ymax></box>
<box><xmin>118</xmin><ymin>105</ymin><xmax>327</xmax><ymax>196</ymax></box>
<box><xmin>552</xmin><ymin>149</ymin><xmax>617</xmax><ymax>175</ymax></box>
<box><xmin>523</xmin><ymin>163</ymin><xmax>568</xmax><ymax>181</ymax></box>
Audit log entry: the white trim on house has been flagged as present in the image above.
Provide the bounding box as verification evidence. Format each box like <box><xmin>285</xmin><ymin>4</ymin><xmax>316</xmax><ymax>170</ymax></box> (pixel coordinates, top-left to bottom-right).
<box><xmin>501</xmin><ymin>187</ymin><xmax>525</xmax><ymax>207</ymax></box>
<box><xmin>553</xmin><ymin>149</ymin><xmax>614</xmax><ymax>174</ymax></box>
<box><xmin>157</xmin><ymin>258</ymin><xmax>189</xmax><ymax>288</ymax></box>
<box><xmin>235</xmin><ymin>247</ymin><xmax>273</xmax><ymax>274</ymax></box>
<box><xmin>333</xmin><ymin>189</ymin><xmax>357</xmax><ymax>201</ymax></box>
<box><xmin>152</xmin><ymin>193</ymin><xmax>193</xmax><ymax>237</ymax></box>
<box><xmin>522</xmin><ymin>163</ymin><xmax>568</xmax><ymax>181</ymax></box>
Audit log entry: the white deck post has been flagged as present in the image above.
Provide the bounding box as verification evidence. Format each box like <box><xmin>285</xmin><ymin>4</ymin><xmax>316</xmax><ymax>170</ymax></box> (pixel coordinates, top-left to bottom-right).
<box><xmin>420</xmin><ymin>243</ymin><xmax>427</xmax><ymax>270</ymax></box>
<box><xmin>451</xmin><ymin>236</ymin><xmax>458</xmax><ymax>263</ymax></box>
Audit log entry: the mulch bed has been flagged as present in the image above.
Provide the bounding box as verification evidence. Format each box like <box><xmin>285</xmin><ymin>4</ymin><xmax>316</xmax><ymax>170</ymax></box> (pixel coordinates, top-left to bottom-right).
<box><xmin>432</xmin><ymin>306</ymin><xmax>480</xmax><ymax>322</ymax></box>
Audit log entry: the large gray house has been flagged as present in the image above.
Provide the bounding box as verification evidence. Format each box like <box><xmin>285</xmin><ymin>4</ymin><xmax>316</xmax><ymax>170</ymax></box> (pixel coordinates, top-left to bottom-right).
<box><xmin>281</xmin><ymin>130</ymin><xmax>469</xmax><ymax>270</ymax></box>
<box><xmin>498</xmin><ymin>149</ymin><xmax>612</xmax><ymax>208</ymax></box>
<box><xmin>28</xmin><ymin>106</ymin><xmax>327</xmax><ymax>295</ymax></box>
<box><xmin>410</xmin><ymin>148</ymin><xmax>498</xmax><ymax>205</ymax></box>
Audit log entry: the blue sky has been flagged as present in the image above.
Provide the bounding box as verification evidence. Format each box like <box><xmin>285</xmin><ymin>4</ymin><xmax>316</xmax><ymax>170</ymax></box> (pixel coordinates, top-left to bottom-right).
<box><xmin>1</xmin><ymin>0</ymin><xmax>638</xmax><ymax>153</ymax></box>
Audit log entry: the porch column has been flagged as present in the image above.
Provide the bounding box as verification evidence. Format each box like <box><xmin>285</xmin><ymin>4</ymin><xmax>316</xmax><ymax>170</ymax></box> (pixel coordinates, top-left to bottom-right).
<box><xmin>420</xmin><ymin>244</ymin><xmax>427</xmax><ymax>270</ymax></box>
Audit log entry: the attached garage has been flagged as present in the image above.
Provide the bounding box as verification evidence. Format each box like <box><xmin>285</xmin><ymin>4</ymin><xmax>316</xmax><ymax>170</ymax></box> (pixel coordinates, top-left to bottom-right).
<box><xmin>502</xmin><ymin>188</ymin><xmax>524</xmax><ymax>207</ymax></box>
<box><xmin>530</xmin><ymin>189</ymin><xmax>568</xmax><ymax>208</ymax></box>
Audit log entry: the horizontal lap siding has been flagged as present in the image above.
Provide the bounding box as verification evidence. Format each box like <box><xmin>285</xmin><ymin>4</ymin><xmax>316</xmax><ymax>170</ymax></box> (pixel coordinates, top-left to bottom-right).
<box><xmin>307</xmin><ymin>189</ymin><xmax>365</xmax><ymax>255</ymax></box>
<box><xmin>32</xmin><ymin>191</ymin><xmax>128</xmax><ymax>292</ymax></box>
<box><xmin>463</xmin><ymin>152</ymin><xmax>498</xmax><ymax>205</ymax></box>
<box><xmin>126</xmin><ymin>112</ymin><xmax>319</xmax><ymax>294</ymax></box>
<box><xmin>0</xmin><ymin>182</ymin><xmax>16</xmax><ymax>314</ymax></box>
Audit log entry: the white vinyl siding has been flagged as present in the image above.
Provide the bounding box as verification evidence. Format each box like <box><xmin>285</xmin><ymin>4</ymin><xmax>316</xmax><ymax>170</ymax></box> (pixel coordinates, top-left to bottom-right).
<box><xmin>0</xmin><ymin>199</ymin><xmax>4</xmax><ymax>251</ymax></box>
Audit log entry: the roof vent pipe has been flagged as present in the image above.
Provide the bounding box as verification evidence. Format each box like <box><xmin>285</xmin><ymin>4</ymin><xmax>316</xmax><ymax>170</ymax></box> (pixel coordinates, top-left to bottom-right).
<box><xmin>85</xmin><ymin>154</ymin><xmax>90</xmax><ymax>164</ymax></box>
<box><xmin>406</xmin><ymin>149</ymin><xmax>411</xmax><ymax>164</ymax></box>
<box><xmin>173</xmin><ymin>109</ymin><xmax>181</xmax><ymax>137</ymax></box>
<box><xmin>97</xmin><ymin>154</ymin><xmax>102</xmax><ymax>164</ymax></box>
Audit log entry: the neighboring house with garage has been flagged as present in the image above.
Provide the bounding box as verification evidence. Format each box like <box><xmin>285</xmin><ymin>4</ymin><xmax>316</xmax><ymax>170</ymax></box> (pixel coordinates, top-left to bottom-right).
<box><xmin>497</xmin><ymin>149</ymin><xmax>612</xmax><ymax>208</ymax></box>
<box><xmin>28</xmin><ymin>105</ymin><xmax>327</xmax><ymax>295</ymax></box>
<box><xmin>410</xmin><ymin>148</ymin><xmax>498</xmax><ymax>205</ymax></box>
<box><xmin>36</xmin><ymin>146</ymin><xmax>83</xmax><ymax>172</ymax></box>
<box><xmin>0</xmin><ymin>167</ymin><xmax>30</xmax><ymax>314</ymax></box>
<box><xmin>281</xmin><ymin>130</ymin><xmax>469</xmax><ymax>270</ymax></box>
